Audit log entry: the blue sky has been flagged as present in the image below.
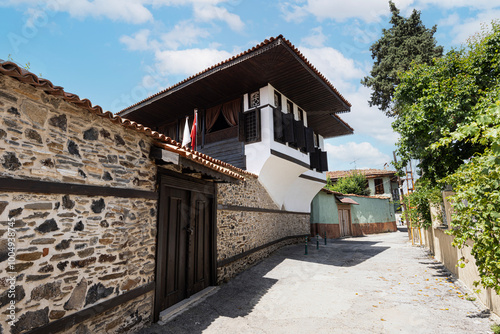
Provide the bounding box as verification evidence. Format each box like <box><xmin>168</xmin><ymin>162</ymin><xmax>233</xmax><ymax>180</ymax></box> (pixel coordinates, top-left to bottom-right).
<box><xmin>1</xmin><ymin>0</ymin><xmax>499</xmax><ymax>171</ymax></box>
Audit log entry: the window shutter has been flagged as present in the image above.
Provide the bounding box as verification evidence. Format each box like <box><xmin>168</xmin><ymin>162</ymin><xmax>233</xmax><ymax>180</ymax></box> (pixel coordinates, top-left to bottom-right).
<box><xmin>310</xmin><ymin>148</ymin><xmax>320</xmax><ymax>170</ymax></box>
<box><xmin>294</xmin><ymin>120</ymin><xmax>306</xmax><ymax>150</ymax></box>
<box><xmin>319</xmin><ymin>151</ymin><xmax>328</xmax><ymax>172</ymax></box>
<box><xmin>305</xmin><ymin>127</ymin><xmax>315</xmax><ymax>153</ymax></box>
<box><xmin>283</xmin><ymin>113</ymin><xmax>295</xmax><ymax>143</ymax></box>
<box><xmin>238</xmin><ymin>111</ymin><xmax>245</xmax><ymax>142</ymax></box>
<box><xmin>273</xmin><ymin>107</ymin><xmax>284</xmax><ymax>142</ymax></box>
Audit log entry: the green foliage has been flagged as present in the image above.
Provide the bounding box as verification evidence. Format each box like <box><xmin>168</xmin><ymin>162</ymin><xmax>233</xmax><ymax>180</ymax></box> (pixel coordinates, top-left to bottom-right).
<box><xmin>393</xmin><ymin>22</ymin><xmax>500</xmax><ymax>184</ymax></box>
<box><xmin>492</xmin><ymin>323</ymin><xmax>500</xmax><ymax>334</ymax></box>
<box><xmin>361</xmin><ymin>1</ymin><xmax>443</xmax><ymax>116</ymax></box>
<box><xmin>326</xmin><ymin>171</ymin><xmax>370</xmax><ymax>196</ymax></box>
<box><xmin>393</xmin><ymin>21</ymin><xmax>500</xmax><ymax>293</ymax></box>
<box><xmin>401</xmin><ymin>180</ymin><xmax>441</xmax><ymax>229</ymax></box>
<box><xmin>440</xmin><ymin>99</ymin><xmax>500</xmax><ymax>293</ymax></box>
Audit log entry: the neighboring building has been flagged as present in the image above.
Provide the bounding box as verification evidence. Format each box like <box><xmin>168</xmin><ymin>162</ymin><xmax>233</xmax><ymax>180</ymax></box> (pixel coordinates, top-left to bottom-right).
<box><xmin>119</xmin><ymin>35</ymin><xmax>353</xmax><ymax>213</ymax></box>
<box><xmin>311</xmin><ymin>189</ymin><xmax>397</xmax><ymax>239</ymax></box>
<box><xmin>327</xmin><ymin>169</ymin><xmax>400</xmax><ymax>202</ymax></box>
<box><xmin>0</xmin><ymin>35</ymin><xmax>353</xmax><ymax>333</ymax></box>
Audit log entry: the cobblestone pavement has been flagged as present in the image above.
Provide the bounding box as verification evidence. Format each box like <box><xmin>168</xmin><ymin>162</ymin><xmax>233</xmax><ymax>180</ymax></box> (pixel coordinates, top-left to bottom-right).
<box><xmin>140</xmin><ymin>228</ymin><xmax>498</xmax><ymax>334</ymax></box>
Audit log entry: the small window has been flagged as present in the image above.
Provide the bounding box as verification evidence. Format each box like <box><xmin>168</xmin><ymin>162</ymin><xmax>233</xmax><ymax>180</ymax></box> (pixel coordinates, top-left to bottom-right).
<box><xmin>298</xmin><ymin>108</ymin><xmax>304</xmax><ymax>121</ymax></box>
<box><xmin>250</xmin><ymin>91</ymin><xmax>260</xmax><ymax>108</ymax></box>
<box><xmin>286</xmin><ymin>100</ymin><xmax>293</xmax><ymax>114</ymax></box>
<box><xmin>274</xmin><ymin>91</ymin><xmax>282</xmax><ymax>108</ymax></box>
<box><xmin>374</xmin><ymin>178</ymin><xmax>384</xmax><ymax>194</ymax></box>
<box><xmin>243</xmin><ymin>109</ymin><xmax>261</xmax><ymax>143</ymax></box>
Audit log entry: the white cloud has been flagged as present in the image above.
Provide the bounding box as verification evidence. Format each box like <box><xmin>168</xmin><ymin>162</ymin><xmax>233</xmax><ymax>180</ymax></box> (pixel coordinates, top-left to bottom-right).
<box><xmin>2</xmin><ymin>0</ymin><xmax>244</xmax><ymax>29</ymax></box>
<box><xmin>325</xmin><ymin>141</ymin><xmax>391</xmax><ymax>170</ymax></box>
<box><xmin>281</xmin><ymin>0</ymin><xmax>416</xmax><ymax>23</ymax></box>
<box><xmin>154</xmin><ymin>48</ymin><xmax>233</xmax><ymax>76</ymax></box>
<box><xmin>440</xmin><ymin>10</ymin><xmax>500</xmax><ymax>45</ymax></box>
<box><xmin>299</xmin><ymin>45</ymin><xmax>365</xmax><ymax>93</ymax></box>
<box><xmin>341</xmin><ymin>86</ymin><xmax>399</xmax><ymax>145</ymax></box>
<box><xmin>192</xmin><ymin>3</ymin><xmax>244</xmax><ymax>31</ymax></box>
<box><xmin>160</xmin><ymin>21</ymin><xmax>211</xmax><ymax>49</ymax></box>
<box><xmin>301</xmin><ymin>26</ymin><xmax>327</xmax><ymax>47</ymax></box>
<box><xmin>120</xmin><ymin>29</ymin><xmax>157</xmax><ymax>51</ymax></box>
<box><xmin>416</xmin><ymin>0</ymin><xmax>500</xmax><ymax>10</ymax></box>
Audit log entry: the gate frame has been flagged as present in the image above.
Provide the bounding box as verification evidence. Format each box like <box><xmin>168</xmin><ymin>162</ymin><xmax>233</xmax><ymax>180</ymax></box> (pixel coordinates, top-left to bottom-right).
<box><xmin>153</xmin><ymin>168</ymin><xmax>218</xmax><ymax>322</ymax></box>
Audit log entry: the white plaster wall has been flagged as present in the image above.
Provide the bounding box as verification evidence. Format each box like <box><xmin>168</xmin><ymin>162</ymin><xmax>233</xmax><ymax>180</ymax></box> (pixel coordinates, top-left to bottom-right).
<box><xmin>283</xmin><ymin>173</ymin><xmax>326</xmax><ymax>212</ymax></box>
<box><xmin>244</xmin><ymin>83</ymin><xmax>326</xmax><ymax>212</ymax></box>
<box><xmin>257</xmin><ymin>154</ymin><xmax>309</xmax><ymax>209</ymax></box>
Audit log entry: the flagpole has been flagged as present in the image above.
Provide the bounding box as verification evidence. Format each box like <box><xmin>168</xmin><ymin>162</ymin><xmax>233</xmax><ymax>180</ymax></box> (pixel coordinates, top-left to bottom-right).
<box><xmin>191</xmin><ymin>108</ymin><xmax>198</xmax><ymax>151</ymax></box>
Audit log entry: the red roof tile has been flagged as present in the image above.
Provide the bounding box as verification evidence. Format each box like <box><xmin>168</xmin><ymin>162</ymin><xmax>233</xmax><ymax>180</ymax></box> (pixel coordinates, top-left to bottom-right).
<box><xmin>0</xmin><ymin>60</ymin><xmax>253</xmax><ymax>181</ymax></box>
<box><xmin>327</xmin><ymin>169</ymin><xmax>397</xmax><ymax>180</ymax></box>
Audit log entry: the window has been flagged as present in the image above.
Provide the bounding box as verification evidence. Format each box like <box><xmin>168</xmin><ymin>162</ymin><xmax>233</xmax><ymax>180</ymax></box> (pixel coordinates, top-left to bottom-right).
<box><xmin>274</xmin><ymin>91</ymin><xmax>282</xmax><ymax>108</ymax></box>
<box><xmin>286</xmin><ymin>100</ymin><xmax>293</xmax><ymax>114</ymax></box>
<box><xmin>250</xmin><ymin>91</ymin><xmax>260</xmax><ymax>108</ymax></box>
<box><xmin>298</xmin><ymin>108</ymin><xmax>304</xmax><ymax>121</ymax></box>
<box><xmin>241</xmin><ymin>109</ymin><xmax>261</xmax><ymax>143</ymax></box>
<box><xmin>374</xmin><ymin>178</ymin><xmax>384</xmax><ymax>194</ymax></box>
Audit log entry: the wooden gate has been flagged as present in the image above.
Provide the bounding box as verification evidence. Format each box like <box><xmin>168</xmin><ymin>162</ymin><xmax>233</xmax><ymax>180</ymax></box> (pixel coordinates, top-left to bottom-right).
<box><xmin>338</xmin><ymin>205</ymin><xmax>352</xmax><ymax>237</ymax></box>
<box><xmin>154</xmin><ymin>174</ymin><xmax>216</xmax><ymax>320</ymax></box>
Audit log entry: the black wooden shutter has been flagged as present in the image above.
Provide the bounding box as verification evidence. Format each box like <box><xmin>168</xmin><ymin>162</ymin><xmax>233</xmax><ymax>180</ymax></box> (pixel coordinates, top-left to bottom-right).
<box><xmin>273</xmin><ymin>107</ymin><xmax>284</xmax><ymax>142</ymax></box>
<box><xmin>238</xmin><ymin>111</ymin><xmax>245</xmax><ymax>142</ymax></box>
<box><xmin>319</xmin><ymin>151</ymin><xmax>328</xmax><ymax>172</ymax></box>
<box><xmin>305</xmin><ymin>127</ymin><xmax>315</xmax><ymax>153</ymax></box>
<box><xmin>294</xmin><ymin>120</ymin><xmax>306</xmax><ymax>150</ymax></box>
<box><xmin>283</xmin><ymin>113</ymin><xmax>295</xmax><ymax>143</ymax></box>
<box><xmin>310</xmin><ymin>148</ymin><xmax>320</xmax><ymax>170</ymax></box>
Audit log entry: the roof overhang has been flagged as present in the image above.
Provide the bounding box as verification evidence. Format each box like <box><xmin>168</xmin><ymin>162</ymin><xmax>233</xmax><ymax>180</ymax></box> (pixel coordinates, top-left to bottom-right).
<box><xmin>119</xmin><ymin>36</ymin><xmax>353</xmax><ymax>139</ymax></box>
<box><xmin>335</xmin><ymin>196</ymin><xmax>360</xmax><ymax>205</ymax></box>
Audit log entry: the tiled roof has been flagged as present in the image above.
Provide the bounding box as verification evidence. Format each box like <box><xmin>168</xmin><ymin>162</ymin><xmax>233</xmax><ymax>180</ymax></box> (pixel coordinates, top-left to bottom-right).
<box><xmin>321</xmin><ymin>188</ymin><xmax>391</xmax><ymax>200</ymax></box>
<box><xmin>327</xmin><ymin>169</ymin><xmax>397</xmax><ymax>180</ymax></box>
<box><xmin>0</xmin><ymin>60</ymin><xmax>253</xmax><ymax>181</ymax></box>
<box><xmin>118</xmin><ymin>35</ymin><xmax>350</xmax><ymax>115</ymax></box>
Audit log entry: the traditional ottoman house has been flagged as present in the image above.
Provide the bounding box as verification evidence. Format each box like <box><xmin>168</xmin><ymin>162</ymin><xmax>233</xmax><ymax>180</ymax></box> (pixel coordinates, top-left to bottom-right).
<box><xmin>0</xmin><ymin>60</ymin><xmax>245</xmax><ymax>333</ymax></box>
<box><xmin>0</xmin><ymin>35</ymin><xmax>353</xmax><ymax>333</ymax></box>
<box><xmin>327</xmin><ymin>169</ymin><xmax>400</xmax><ymax>201</ymax></box>
<box><xmin>118</xmin><ymin>34</ymin><xmax>354</xmax><ymax>320</ymax></box>
<box><xmin>119</xmin><ymin>35</ymin><xmax>353</xmax><ymax>214</ymax></box>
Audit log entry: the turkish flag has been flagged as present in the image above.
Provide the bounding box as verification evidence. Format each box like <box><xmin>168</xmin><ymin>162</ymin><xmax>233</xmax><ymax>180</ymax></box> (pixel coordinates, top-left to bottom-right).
<box><xmin>190</xmin><ymin>113</ymin><xmax>197</xmax><ymax>150</ymax></box>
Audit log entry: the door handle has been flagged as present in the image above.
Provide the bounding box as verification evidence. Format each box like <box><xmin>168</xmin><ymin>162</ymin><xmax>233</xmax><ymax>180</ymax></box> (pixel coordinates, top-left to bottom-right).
<box><xmin>185</xmin><ymin>225</ymin><xmax>194</xmax><ymax>235</ymax></box>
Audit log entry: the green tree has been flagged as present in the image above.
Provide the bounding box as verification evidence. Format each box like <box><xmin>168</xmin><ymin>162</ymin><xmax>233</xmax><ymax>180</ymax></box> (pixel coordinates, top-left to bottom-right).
<box><xmin>361</xmin><ymin>1</ymin><xmax>443</xmax><ymax>116</ymax></box>
<box><xmin>326</xmin><ymin>171</ymin><xmax>370</xmax><ymax>196</ymax></box>
<box><xmin>393</xmin><ymin>22</ymin><xmax>500</xmax><ymax>292</ymax></box>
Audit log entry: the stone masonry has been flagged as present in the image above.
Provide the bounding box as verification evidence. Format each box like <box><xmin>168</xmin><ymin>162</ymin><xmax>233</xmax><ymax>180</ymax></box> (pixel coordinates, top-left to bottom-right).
<box><xmin>216</xmin><ymin>176</ymin><xmax>310</xmax><ymax>282</ymax></box>
<box><xmin>0</xmin><ymin>74</ymin><xmax>157</xmax><ymax>334</ymax></box>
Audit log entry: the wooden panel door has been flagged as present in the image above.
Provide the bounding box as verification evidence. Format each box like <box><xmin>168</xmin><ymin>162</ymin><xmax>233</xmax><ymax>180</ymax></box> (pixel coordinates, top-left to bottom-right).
<box><xmin>155</xmin><ymin>174</ymin><xmax>215</xmax><ymax>321</ymax></box>
<box><xmin>188</xmin><ymin>192</ymin><xmax>212</xmax><ymax>296</ymax></box>
<box><xmin>157</xmin><ymin>186</ymin><xmax>190</xmax><ymax>312</ymax></box>
<box><xmin>338</xmin><ymin>208</ymin><xmax>351</xmax><ymax>237</ymax></box>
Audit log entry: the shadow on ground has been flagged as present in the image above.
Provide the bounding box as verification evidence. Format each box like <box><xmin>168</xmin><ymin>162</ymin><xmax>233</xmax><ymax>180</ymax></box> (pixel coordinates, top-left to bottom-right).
<box><xmin>138</xmin><ymin>236</ymin><xmax>390</xmax><ymax>333</ymax></box>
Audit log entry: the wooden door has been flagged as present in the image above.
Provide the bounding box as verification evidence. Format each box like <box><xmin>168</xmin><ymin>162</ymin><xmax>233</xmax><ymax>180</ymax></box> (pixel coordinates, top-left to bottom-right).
<box><xmin>155</xmin><ymin>174</ymin><xmax>215</xmax><ymax>320</ymax></box>
<box><xmin>338</xmin><ymin>207</ymin><xmax>351</xmax><ymax>237</ymax></box>
<box><xmin>188</xmin><ymin>192</ymin><xmax>212</xmax><ymax>295</ymax></box>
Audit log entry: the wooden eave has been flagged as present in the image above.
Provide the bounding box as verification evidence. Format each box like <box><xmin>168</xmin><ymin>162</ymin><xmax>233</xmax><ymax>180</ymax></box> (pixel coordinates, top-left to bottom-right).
<box><xmin>119</xmin><ymin>37</ymin><xmax>353</xmax><ymax>139</ymax></box>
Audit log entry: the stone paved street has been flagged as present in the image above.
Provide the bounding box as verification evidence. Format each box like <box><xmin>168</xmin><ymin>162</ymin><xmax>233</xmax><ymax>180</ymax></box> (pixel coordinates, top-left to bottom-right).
<box><xmin>140</xmin><ymin>228</ymin><xmax>498</xmax><ymax>334</ymax></box>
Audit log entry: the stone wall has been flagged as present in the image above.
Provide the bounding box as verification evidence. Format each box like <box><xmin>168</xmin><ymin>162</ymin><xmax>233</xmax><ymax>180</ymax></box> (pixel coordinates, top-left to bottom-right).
<box><xmin>0</xmin><ymin>74</ymin><xmax>157</xmax><ymax>333</ymax></box>
<box><xmin>216</xmin><ymin>176</ymin><xmax>310</xmax><ymax>282</ymax></box>
<box><xmin>0</xmin><ymin>74</ymin><xmax>156</xmax><ymax>191</ymax></box>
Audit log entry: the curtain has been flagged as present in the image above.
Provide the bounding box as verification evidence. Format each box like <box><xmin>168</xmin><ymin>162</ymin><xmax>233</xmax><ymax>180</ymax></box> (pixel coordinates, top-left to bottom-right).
<box><xmin>205</xmin><ymin>104</ymin><xmax>221</xmax><ymax>133</ymax></box>
<box><xmin>221</xmin><ymin>97</ymin><xmax>241</xmax><ymax>127</ymax></box>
